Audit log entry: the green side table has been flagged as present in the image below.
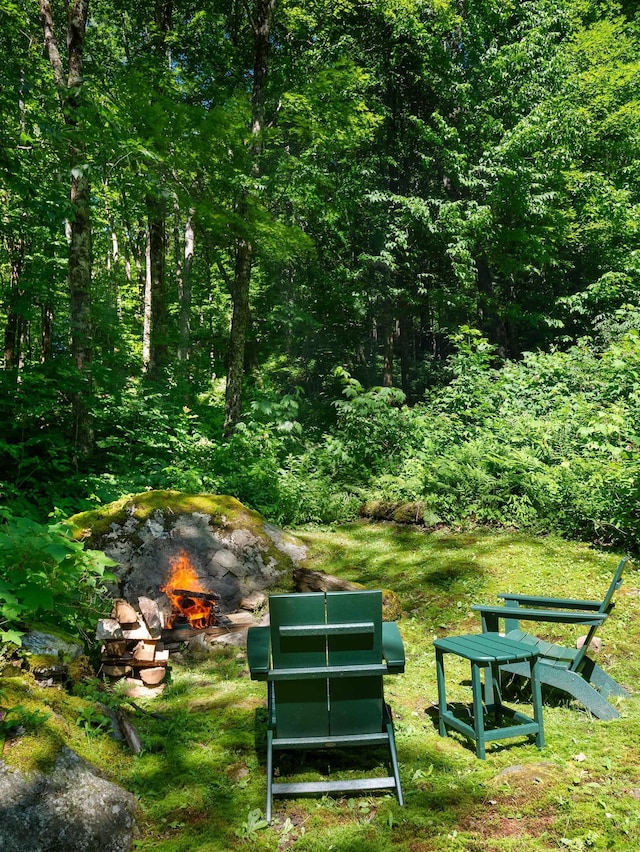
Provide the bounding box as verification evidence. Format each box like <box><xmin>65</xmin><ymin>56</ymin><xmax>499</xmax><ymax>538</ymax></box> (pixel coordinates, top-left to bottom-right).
<box><xmin>433</xmin><ymin>633</ymin><xmax>545</xmax><ymax>759</ymax></box>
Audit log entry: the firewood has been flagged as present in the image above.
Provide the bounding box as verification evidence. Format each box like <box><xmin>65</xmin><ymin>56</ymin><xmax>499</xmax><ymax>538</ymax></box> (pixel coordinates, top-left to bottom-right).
<box><xmin>112</xmin><ymin>598</ymin><xmax>140</xmax><ymax>625</ymax></box>
<box><xmin>116</xmin><ymin>709</ymin><xmax>142</xmax><ymax>754</ymax></box>
<box><xmin>130</xmin><ymin>658</ymin><xmax>167</xmax><ymax>668</ymax></box>
<box><xmin>240</xmin><ymin>591</ymin><xmax>266</xmax><ymax>611</ymax></box>
<box><xmin>224</xmin><ymin>612</ymin><xmax>256</xmax><ymax>627</ymax></box>
<box><xmin>132</xmin><ymin>639</ymin><xmax>158</xmax><ymax>662</ymax></box>
<box><xmin>103</xmin><ymin>639</ymin><xmax>128</xmax><ymax>657</ymax></box>
<box><xmin>121</xmin><ymin>621</ymin><xmax>153</xmax><ymax>641</ymax></box>
<box><xmin>96</xmin><ymin>619</ymin><xmax>124</xmax><ymax>641</ymax></box>
<box><xmin>101</xmin><ymin>651</ymin><xmax>133</xmax><ymax>664</ymax></box>
<box><xmin>138</xmin><ymin>596</ymin><xmax>164</xmax><ymax>632</ymax></box>
<box><xmin>139</xmin><ymin>666</ymin><xmax>167</xmax><ymax>685</ymax></box>
<box><xmin>170</xmin><ymin>588</ymin><xmax>220</xmax><ymax>601</ymax></box>
<box><xmin>102</xmin><ymin>664</ymin><xmax>132</xmax><ymax>677</ymax></box>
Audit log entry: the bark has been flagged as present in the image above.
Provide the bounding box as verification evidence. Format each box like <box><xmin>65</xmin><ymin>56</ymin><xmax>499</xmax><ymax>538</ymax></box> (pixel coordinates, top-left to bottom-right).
<box><xmin>177</xmin><ymin>210</ymin><xmax>195</xmax><ymax>372</ymax></box>
<box><xmin>382</xmin><ymin>309</ymin><xmax>395</xmax><ymax>388</ymax></box>
<box><xmin>399</xmin><ymin>313</ymin><xmax>412</xmax><ymax>401</ymax></box>
<box><xmin>223</xmin><ymin>0</ymin><xmax>277</xmax><ymax>435</ymax></box>
<box><xmin>41</xmin><ymin>300</ymin><xmax>53</xmax><ymax>363</ymax></box>
<box><xmin>143</xmin><ymin>224</ymin><xmax>152</xmax><ymax>371</ymax></box>
<box><xmin>3</xmin><ymin>240</ymin><xmax>24</xmax><ymax>373</ymax></box>
<box><xmin>39</xmin><ymin>0</ymin><xmax>93</xmax><ymax>459</ymax></box>
<box><xmin>146</xmin><ymin>194</ymin><xmax>168</xmax><ymax>378</ymax></box>
<box><xmin>224</xmin><ymin>235</ymin><xmax>252</xmax><ymax>433</ymax></box>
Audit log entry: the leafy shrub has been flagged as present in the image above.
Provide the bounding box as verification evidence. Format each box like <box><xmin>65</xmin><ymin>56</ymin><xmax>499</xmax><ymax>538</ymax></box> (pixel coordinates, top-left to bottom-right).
<box><xmin>0</xmin><ymin>510</ymin><xmax>116</xmax><ymax>644</ymax></box>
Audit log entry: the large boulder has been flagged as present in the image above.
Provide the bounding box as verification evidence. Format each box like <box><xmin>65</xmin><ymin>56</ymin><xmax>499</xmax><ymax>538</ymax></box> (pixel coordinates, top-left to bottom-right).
<box><xmin>69</xmin><ymin>491</ymin><xmax>306</xmax><ymax>615</ymax></box>
<box><xmin>0</xmin><ymin>748</ymin><xmax>137</xmax><ymax>852</ymax></box>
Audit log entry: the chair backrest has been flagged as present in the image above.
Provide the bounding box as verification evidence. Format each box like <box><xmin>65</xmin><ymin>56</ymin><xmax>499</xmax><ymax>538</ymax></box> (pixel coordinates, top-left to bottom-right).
<box><xmin>571</xmin><ymin>557</ymin><xmax>628</xmax><ymax>671</ymax></box>
<box><xmin>268</xmin><ymin>590</ymin><xmax>385</xmax><ymax>739</ymax></box>
<box><xmin>598</xmin><ymin>557</ymin><xmax>628</xmax><ymax>615</ymax></box>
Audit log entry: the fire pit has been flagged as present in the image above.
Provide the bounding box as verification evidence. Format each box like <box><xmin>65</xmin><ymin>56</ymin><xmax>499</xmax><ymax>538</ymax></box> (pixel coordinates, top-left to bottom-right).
<box><xmin>161</xmin><ymin>549</ymin><xmax>227</xmax><ymax>630</ymax></box>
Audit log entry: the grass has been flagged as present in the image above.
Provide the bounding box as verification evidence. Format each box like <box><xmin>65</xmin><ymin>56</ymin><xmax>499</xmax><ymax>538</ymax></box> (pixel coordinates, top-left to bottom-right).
<box><xmin>1</xmin><ymin>522</ymin><xmax>639</xmax><ymax>851</ymax></box>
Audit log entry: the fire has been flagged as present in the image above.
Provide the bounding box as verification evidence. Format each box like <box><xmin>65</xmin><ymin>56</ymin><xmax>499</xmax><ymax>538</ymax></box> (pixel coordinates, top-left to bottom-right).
<box><xmin>160</xmin><ymin>550</ymin><xmax>217</xmax><ymax>629</ymax></box>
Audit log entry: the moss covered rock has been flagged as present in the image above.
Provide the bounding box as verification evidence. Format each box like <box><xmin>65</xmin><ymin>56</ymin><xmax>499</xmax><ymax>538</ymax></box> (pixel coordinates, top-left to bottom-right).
<box><xmin>68</xmin><ymin>491</ymin><xmax>306</xmax><ymax>613</ymax></box>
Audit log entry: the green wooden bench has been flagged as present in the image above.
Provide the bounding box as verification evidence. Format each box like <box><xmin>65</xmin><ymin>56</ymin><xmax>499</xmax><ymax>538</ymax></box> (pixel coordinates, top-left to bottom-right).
<box><xmin>433</xmin><ymin>633</ymin><xmax>545</xmax><ymax>758</ymax></box>
<box><xmin>472</xmin><ymin>557</ymin><xmax>630</xmax><ymax>720</ymax></box>
<box><xmin>247</xmin><ymin>590</ymin><xmax>405</xmax><ymax>822</ymax></box>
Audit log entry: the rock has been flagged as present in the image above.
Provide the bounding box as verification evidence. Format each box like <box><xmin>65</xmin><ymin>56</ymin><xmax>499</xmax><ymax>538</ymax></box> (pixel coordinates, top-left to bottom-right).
<box><xmin>21</xmin><ymin>630</ymin><xmax>84</xmax><ymax>660</ymax></box>
<box><xmin>0</xmin><ymin>748</ymin><xmax>138</xmax><ymax>852</ymax></box>
<box><xmin>68</xmin><ymin>491</ymin><xmax>307</xmax><ymax>615</ymax></box>
<box><xmin>577</xmin><ymin>635</ymin><xmax>602</xmax><ymax>653</ymax></box>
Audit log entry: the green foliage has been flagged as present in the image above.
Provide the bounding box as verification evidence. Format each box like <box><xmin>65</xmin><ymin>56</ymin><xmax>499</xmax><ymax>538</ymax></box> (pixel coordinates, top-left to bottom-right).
<box><xmin>76</xmin><ymin>705</ymin><xmax>111</xmax><ymax>737</ymax></box>
<box><xmin>0</xmin><ymin>703</ymin><xmax>51</xmax><ymax>736</ymax></box>
<box><xmin>0</xmin><ymin>510</ymin><xmax>116</xmax><ymax>641</ymax></box>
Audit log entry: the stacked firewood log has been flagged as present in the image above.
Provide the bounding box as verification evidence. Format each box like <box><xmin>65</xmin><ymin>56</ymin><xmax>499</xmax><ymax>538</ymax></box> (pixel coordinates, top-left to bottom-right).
<box><xmin>96</xmin><ymin>598</ymin><xmax>169</xmax><ymax>688</ymax></box>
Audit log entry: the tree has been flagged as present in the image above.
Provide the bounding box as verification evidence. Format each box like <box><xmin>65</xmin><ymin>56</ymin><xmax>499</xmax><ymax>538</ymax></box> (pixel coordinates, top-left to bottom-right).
<box><xmin>39</xmin><ymin>0</ymin><xmax>93</xmax><ymax>459</ymax></box>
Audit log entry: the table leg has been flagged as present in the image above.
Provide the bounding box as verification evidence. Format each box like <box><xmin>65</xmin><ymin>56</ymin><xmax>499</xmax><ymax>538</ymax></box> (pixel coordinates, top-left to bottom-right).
<box><xmin>435</xmin><ymin>647</ymin><xmax>448</xmax><ymax>737</ymax></box>
<box><xmin>471</xmin><ymin>661</ymin><xmax>486</xmax><ymax>759</ymax></box>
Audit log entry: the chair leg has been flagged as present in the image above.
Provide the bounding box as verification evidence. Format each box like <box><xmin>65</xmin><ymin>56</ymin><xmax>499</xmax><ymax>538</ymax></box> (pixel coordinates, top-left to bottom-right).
<box><xmin>385</xmin><ymin>714</ymin><xmax>404</xmax><ymax>806</ymax></box>
<box><xmin>529</xmin><ymin>656</ymin><xmax>545</xmax><ymax>749</ymax></box>
<box><xmin>578</xmin><ymin>657</ymin><xmax>630</xmax><ymax>699</ymax></box>
<box><xmin>266</xmin><ymin>729</ymin><xmax>274</xmax><ymax>824</ymax></box>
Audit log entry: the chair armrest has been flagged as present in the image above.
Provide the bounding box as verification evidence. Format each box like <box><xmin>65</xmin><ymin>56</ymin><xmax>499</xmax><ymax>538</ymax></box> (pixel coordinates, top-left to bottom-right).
<box><xmin>498</xmin><ymin>593</ymin><xmax>603</xmax><ymax>611</ymax></box>
<box><xmin>247</xmin><ymin>626</ymin><xmax>270</xmax><ymax>680</ymax></box>
<box><xmin>382</xmin><ymin>621</ymin><xmax>405</xmax><ymax>674</ymax></box>
<box><xmin>471</xmin><ymin>604</ymin><xmax>607</xmax><ymax>634</ymax></box>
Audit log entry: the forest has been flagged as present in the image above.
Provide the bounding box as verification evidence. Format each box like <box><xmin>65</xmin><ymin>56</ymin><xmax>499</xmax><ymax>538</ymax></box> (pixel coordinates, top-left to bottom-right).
<box><xmin>2</xmin><ymin>2</ymin><xmax>640</xmax><ymax>849</ymax></box>
<box><xmin>2</xmin><ymin>0</ymin><xmax>640</xmax><ymax>543</ymax></box>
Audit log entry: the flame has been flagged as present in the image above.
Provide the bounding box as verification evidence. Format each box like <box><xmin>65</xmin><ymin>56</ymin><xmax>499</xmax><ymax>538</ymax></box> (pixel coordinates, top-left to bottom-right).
<box><xmin>160</xmin><ymin>549</ymin><xmax>214</xmax><ymax>629</ymax></box>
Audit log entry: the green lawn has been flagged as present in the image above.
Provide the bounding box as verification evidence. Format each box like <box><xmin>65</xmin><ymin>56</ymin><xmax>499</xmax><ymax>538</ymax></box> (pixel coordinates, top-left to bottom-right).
<box><xmin>2</xmin><ymin>523</ymin><xmax>639</xmax><ymax>851</ymax></box>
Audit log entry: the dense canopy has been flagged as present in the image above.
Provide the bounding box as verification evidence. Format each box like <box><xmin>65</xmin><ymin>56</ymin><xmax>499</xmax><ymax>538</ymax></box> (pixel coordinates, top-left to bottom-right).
<box><xmin>1</xmin><ymin>0</ymin><xmax>639</xmax><ymax>550</ymax></box>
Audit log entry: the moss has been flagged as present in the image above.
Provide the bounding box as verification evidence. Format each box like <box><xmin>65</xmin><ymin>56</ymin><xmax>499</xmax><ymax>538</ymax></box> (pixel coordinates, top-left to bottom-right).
<box><xmin>68</xmin><ymin>490</ymin><xmax>299</xmax><ymax>575</ymax></box>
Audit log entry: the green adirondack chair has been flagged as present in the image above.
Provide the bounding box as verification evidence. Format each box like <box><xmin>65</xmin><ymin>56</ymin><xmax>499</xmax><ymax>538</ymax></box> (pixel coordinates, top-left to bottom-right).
<box><xmin>471</xmin><ymin>557</ymin><xmax>630</xmax><ymax>720</ymax></box>
<box><xmin>247</xmin><ymin>590</ymin><xmax>405</xmax><ymax>822</ymax></box>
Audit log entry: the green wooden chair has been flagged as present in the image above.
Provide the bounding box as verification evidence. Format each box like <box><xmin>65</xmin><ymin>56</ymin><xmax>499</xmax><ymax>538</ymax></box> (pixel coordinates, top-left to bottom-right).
<box><xmin>471</xmin><ymin>557</ymin><xmax>630</xmax><ymax>720</ymax></box>
<box><xmin>247</xmin><ymin>590</ymin><xmax>405</xmax><ymax>822</ymax></box>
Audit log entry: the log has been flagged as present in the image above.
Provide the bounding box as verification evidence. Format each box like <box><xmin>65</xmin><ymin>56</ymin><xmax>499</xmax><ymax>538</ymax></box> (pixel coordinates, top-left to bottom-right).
<box><xmin>138</xmin><ymin>596</ymin><xmax>164</xmax><ymax>633</ymax></box>
<box><xmin>112</xmin><ymin>599</ymin><xmax>139</xmax><ymax>625</ymax></box>
<box><xmin>139</xmin><ymin>666</ymin><xmax>167</xmax><ymax>685</ymax></box>
<box><xmin>293</xmin><ymin>567</ymin><xmax>362</xmax><ymax>593</ymax></box>
<box><xmin>132</xmin><ymin>639</ymin><xmax>158</xmax><ymax>662</ymax></box>
<box><xmin>96</xmin><ymin>619</ymin><xmax>124</xmax><ymax>641</ymax></box>
<box><xmin>116</xmin><ymin>709</ymin><xmax>143</xmax><ymax>754</ymax></box>
<box><xmin>103</xmin><ymin>639</ymin><xmax>128</xmax><ymax>657</ymax></box>
<box><xmin>170</xmin><ymin>588</ymin><xmax>220</xmax><ymax>601</ymax></box>
<box><xmin>102</xmin><ymin>664</ymin><xmax>132</xmax><ymax>677</ymax></box>
<box><xmin>121</xmin><ymin>621</ymin><xmax>153</xmax><ymax>641</ymax></box>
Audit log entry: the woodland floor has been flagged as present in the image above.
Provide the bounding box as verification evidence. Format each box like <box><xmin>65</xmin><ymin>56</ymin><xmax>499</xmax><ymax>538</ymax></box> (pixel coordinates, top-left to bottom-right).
<box><xmin>2</xmin><ymin>522</ymin><xmax>639</xmax><ymax>851</ymax></box>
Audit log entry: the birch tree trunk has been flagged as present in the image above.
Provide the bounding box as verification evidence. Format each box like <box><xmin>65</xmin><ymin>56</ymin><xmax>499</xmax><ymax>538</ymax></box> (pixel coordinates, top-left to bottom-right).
<box><xmin>177</xmin><ymin>210</ymin><xmax>195</xmax><ymax>377</ymax></box>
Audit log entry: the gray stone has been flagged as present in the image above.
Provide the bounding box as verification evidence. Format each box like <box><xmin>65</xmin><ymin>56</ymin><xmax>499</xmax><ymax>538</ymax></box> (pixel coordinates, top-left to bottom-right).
<box><xmin>0</xmin><ymin>748</ymin><xmax>138</xmax><ymax>852</ymax></box>
<box><xmin>79</xmin><ymin>494</ymin><xmax>307</xmax><ymax>616</ymax></box>
<box><xmin>21</xmin><ymin>631</ymin><xmax>84</xmax><ymax>660</ymax></box>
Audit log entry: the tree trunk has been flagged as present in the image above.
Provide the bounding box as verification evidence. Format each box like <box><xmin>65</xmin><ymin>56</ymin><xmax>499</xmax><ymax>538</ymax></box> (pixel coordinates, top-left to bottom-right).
<box><xmin>382</xmin><ymin>308</ymin><xmax>395</xmax><ymax>388</ymax></box>
<box><xmin>224</xmin><ymin>236</ymin><xmax>252</xmax><ymax>433</ymax></box>
<box><xmin>223</xmin><ymin>0</ymin><xmax>277</xmax><ymax>435</ymax></box>
<box><xmin>39</xmin><ymin>0</ymin><xmax>93</xmax><ymax>460</ymax></box>
<box><xmin>177</xmin><ymin>209</ymin><xmax>195</xmax><ymax>377</ymax></box>
<box><xmin>4</xmin><ymin>240</ymin><xmax>24</xmax><ymax>375</ymax></box>
<box><xmin>146</xmin><ymin>194</ymin><xmax>168</xmax><ymax>379</ymax></box>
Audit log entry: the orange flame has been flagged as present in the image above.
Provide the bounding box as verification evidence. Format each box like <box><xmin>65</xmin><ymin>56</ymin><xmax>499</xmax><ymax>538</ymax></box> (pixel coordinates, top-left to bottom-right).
<box><xmin>160</xmin><ymin>550</ymin><xmax>214</xmax><ymax>629</ymax></box>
